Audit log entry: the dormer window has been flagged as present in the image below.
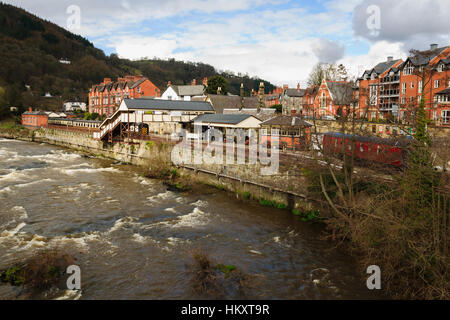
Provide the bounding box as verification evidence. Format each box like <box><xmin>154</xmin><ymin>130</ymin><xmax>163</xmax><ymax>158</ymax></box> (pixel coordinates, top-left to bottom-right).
<box><xmin>437</xmin><ymin>64</ymin><xmax>444</xmax><ymax>72</ymax></box>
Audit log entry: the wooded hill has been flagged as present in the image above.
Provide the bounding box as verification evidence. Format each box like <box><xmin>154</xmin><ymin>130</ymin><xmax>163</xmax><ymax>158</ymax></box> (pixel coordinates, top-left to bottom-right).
<box><xmin>0</xmin><ymin>3</ymin><xmax>275</xmax><ymax>118</ymax></box>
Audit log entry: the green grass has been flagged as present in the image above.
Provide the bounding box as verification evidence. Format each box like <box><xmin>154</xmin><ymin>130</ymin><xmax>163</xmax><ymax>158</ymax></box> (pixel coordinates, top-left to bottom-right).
<box><xmin>259</xmin><ymin>198</ymin><xmax>288</xmax><ymax>209</ymax></box>
<box><xmin>291</xmin><ymin>209</ymin><xmax>321</xmax><ymax>222</ymax></box>
<box><xmin>1</xmin><ymin>266</ymin><xmax>25</xmax><ymax>286</ymax></box>
<box><xmin>216</xmin><ymin>264</ymin><xmax>236</xmax><ymax>274</ymax></box>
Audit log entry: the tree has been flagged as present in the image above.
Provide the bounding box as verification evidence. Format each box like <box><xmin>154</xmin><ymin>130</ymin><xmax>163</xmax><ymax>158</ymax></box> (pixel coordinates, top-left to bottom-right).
<box><xmin>307</xmin><ymin>63</ymin><xmax>347</xmax><ymax>87</ymax></box>
<box><xmin>270</xmin><ymin>104</ymin><xmax>282</xmax><ymax>114</ymax></box>
<box><xmin>0</xmin><ymin>86</ymin><xmax>8</xmax><ymax>120</ymax></box>
<box><xmin>206</xmin><ymin>75</ymin><xmax>227</xmax><ymax>95</ymax></box>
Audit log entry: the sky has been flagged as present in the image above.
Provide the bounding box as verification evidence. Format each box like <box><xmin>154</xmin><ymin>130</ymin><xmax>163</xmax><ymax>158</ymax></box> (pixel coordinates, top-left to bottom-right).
<box><xmin>4</xmin><ymin>0</ymin><xmax>450</xmax><ymax>87</ymax></box>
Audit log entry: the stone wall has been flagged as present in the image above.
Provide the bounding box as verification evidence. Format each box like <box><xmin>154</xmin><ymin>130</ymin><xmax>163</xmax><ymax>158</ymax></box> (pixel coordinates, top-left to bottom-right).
<box><xmin>1</xmin><ymin>127</ymin><xmax>319</xmax><ymax>214</ymax></box>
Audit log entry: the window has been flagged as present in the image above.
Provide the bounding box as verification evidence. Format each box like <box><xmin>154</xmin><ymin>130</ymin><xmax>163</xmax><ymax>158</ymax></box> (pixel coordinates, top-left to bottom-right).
<box><xmin>418</xmin><ymin>80</ymin><xmax>423</xmax><ymax>93</ymax></box>
<box><xmin>434</xmin><ymin>80</ymin><xmax>440</xmax><ymax>88</ymax></box>
<box><xmin>360</xmin><ymin>144</ymin><xmax>364</xmax><ymax>152</ymax></box>
<box><xmin>401</xmin><ymin>97</ymin><xmax>406</xmax><ymax>104</ymax></box>
<box><xmin>442</xmin><ymin>110</ymin><xmax>450</xmax><ymax>124</ymax></box>
<box><xmin>411</xmin><ymin>82</ymin><xmax>414</xmax><ymax>88</ymax></box>
<box><xmin>403</xmin><ymin>65</ymin><xmax>414</xmax><ymax>75</ymax></box>
<box><xmin>437</xmin><ymin>64</ymin><xmax>443</xmax><ymax>72</ymax></box>
<box><xmin>402</xmin><ymin>82</ymin><xmax>406</xmax><ymax>94</ymax></box>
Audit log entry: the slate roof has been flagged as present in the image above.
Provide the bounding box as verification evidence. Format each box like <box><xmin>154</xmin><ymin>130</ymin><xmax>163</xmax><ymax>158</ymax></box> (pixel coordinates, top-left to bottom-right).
<box><xmin>223</xmin><ymin>108</ymin><xmax>276</xmax><ymax>122</ymax></box>
<box><xmin>326</xmin><ymin>81</ymin><xmax>354</xmax><ymax>104</ymax></box>
<box><xmin>435</xmin><ymin>87</ymin><xmax>450</xmax><ymax>95</ymax></box>
<box><xmin>170</xmin><ymin>85</ymin><xmax>205</xmax><ymax>97</ymax></box>
<box><xmin>23</xmin><ymin>111</ymin><xmax>48</xmax><ymax>116</ymax></box>
<box><xmin>261</xmin><ymin>115</ymin><xmax>312</xmax><ymax>127</ymax></box>
<box><xmin>285</xmin><ymin>88</ymin><xmax>306</xmax><ymax>97</ymax></box>
<box><xmin>404</xmin><ymin>46</ymin><xmax>449</xmax><ymax>66</ymax></box>
<box><xmin>92</xmin><ymin>77</ymin><xmax>154</xmax><ymax>93</ymax></box>
<box><xmin>372</xmin><ymin>59</ymin><xmax>402</xmax><ymax>74</ymax></box>
<box><xmin>207</xmin><ymin>95</ymin><xmax>242</xmax><ymax>113</ymax></box>
<box><xmin>123</xmin><ymin>98</ymin><xmax>213</xmax><ymax>112</ymax></box>
<box><xmin>192</xmin><ymin>114</ymin><xmax>255</xmax><ymax>125</ymax></box>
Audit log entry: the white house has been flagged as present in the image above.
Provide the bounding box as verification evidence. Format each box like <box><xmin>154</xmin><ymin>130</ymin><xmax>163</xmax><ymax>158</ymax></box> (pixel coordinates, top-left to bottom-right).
<box><xmin>64</xmin><ymin>102</ymin><xmax>87</xmax><ymax>112</ymax></box>
<box><xmin>160</xmin><ymin>84</ymin><xmax>205</xmax><ymax>101</ymax></box>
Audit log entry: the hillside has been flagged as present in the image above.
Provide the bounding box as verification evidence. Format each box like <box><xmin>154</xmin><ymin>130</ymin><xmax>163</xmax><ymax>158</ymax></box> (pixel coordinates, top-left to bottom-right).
<box><xmin>0</xmin><ymin>3</ymin><xmax>275</xmax><ymax>118</ymax></box>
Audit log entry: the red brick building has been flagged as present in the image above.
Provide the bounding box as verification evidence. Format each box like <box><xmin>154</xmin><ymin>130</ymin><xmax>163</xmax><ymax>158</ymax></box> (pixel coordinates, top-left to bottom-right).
<box><xmin>311</xmin><ymin>80</ymin><xmax>354</xmax><ymax>118</ymax></box>
<box><xmin>357</xmin><ymin>56</ymin><xmax>404</xmax><ymax>120</ymax></box>
<box><xmin>398</xmin><ymin>44</ymin><xmax>450</xmax><ymax>125</ymax></box>
<box><xmin>21</xmin><ymin>108</ymin><xmax>48</xmax><ymax>128</ymax></box>
<box><xmin>356</xmin><ymin>44</ymin><xmax>450</xmax><ymax>125</ymax></box>
<box><xmin>88</xmin><ymin>76</ymin><xmax>161</xmax><ymax>116</ymax></box>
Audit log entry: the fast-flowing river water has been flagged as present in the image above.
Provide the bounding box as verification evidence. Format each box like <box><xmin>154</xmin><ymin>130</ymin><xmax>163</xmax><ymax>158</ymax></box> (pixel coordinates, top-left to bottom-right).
<box><xmin>0</xmin><ymin>138</ymin><xmax>382</xmax><ymax>299</ymax></box>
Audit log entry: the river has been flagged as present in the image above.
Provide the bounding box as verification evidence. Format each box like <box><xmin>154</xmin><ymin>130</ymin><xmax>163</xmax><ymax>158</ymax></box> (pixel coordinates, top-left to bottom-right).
<box><xmin>0</xmin><ymin>138</ymin><xmax>382</xmax><ymax>299</ymax></box>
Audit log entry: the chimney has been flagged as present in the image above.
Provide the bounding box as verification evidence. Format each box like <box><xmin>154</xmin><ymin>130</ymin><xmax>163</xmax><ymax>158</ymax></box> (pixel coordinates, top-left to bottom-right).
<box><xmin>118</xmin><ymin>77</ymin><xmax>125</xmax><ymax>82</ymax></box>
<box><xmin>283</xmin><ymin>84</ymin><xmax>288</xmax><ymax>90</ymax></box>
<box><xmin>240</xmin><ymin>83</ymin><xmax>245</xmax><ymax>97</ymax></box>
<box><xmin>297</xmin><ymin>83</ymin><xmax>300</xmax><ymax>90</ymax></box>
<box><xmin>258</xmin><ymin>82</ymin><xmax>265</xmax><ymax>112</ymax></box>
<box><xmin>103</xmin><ymin>78</ymin><xmax>111</xmax><ymax>84</ymax></box>
<box><xmin>217</xmin><ymin>86</ymin><xmax>222</xmax><ymax>95</ymax></box>
<box><xmin>202</xmin><ymin>77</ymin><xmax>208</xmax><ymax>87</ymax></box>
<box><xmin>191</xmin><ymin>79</ymin><xmax>196</xmax><ymax>85</ymax></box>
<box><xmin>387</xmin><ymin>56</ymin><xmax>393</xmax><ymax>62</ymax></box>
<box><xmin>167</xmin><ymin>81</ymin><xmax>172</xmax><ymax>87</ymax></box>
<box><xmin>430</xmin><ymin>44</ymin><xmax>438</xmax><ymax>50</ymax></box>
<box><xmin>29</xmin><ymin>107</ymin><xmax>32</xmax><ymax>112</ymax></box>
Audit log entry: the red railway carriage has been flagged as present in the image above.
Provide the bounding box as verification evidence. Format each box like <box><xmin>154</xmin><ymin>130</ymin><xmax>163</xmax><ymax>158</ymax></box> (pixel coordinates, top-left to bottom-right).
<box><xmin>323</xmin><ymin>132</ymin><xmax>411</xmax><ymax>167</ymax></box>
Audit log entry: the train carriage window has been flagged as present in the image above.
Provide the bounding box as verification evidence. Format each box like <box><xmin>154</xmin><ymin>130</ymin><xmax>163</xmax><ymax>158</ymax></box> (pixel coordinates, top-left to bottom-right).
<box><xmin>334</xmin><ymin>139</ymin><xmax>338</xmax><ymax>148</ymax></box>
<box><xmin>377</xmin><ymin>145</ymin><xmax>381</xmax><ymax>155</ymax></box>
<box><xmin>360</xmin><ymin>144</ymin><xmax>364</xmax><ymax>152</ymax></box>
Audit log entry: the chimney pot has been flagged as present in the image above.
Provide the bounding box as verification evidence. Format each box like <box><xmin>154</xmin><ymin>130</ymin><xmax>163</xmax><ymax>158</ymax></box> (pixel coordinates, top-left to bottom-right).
<box><xmin>387</xmin><ymin>56</ymin><xmax>393</xmax><ymax>62</ymax></box>
<box><xmin>430</xmin><ymin>43</ymin><xmax>438</xmax><ymax>50</ymax></box>
<box><xmin>297</xmin><ymin>83</ymin><xmax>300</xmax><ymax>90</ymax></box>
<box><xmin>29</xmin><ymin>107</ymin><xmax>32</xmax><ymax>112</ymax></box>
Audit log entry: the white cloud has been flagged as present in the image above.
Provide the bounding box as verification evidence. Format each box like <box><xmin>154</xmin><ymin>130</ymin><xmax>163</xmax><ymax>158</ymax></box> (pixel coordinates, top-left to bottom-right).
<box><xmin>5</xmin><ymin>0</ymin><xmax>448</xmax><ymax>88</ymax></box>
<box><xmin>353</xmin><ymin>0</ymin><xmax>450</xmax><ymax>51</ymax></box>
<box><xmin>111</xmin><ymin>36</ymin><xmax>179</xmax><ymax>60</ymax></box>
<box><xmin>337</xmin><ymin>41</ymin><xmax>407</xmax><ymax>79</ymax></box>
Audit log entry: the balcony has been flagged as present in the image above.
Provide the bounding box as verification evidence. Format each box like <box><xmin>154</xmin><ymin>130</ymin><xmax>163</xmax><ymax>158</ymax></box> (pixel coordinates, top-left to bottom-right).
<box><xmin>380</xmin><ymin>76</ymin><xmax>400</xmax><ymax>84</ymax></box>
<box><xmin>379</xmin><ymin>104</ymin><xmax>399</xmax><ymax>111</ymax></box>
<box><xmin>379</xmin><ymin>89</ymin><xmax>400</xmax><ymax>98</ymax></box>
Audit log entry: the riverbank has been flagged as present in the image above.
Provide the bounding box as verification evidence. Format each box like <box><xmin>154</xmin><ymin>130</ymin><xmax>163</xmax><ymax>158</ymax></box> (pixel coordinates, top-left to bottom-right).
<box><xmin>0</xmin><ymin>137</ymin><xmax>380</xmax><ymax>299</ymax></box>
<box><xmin>0</xmin><ymin>125</ymin><xmax>324</xmax><ymax>220</ymax></box>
